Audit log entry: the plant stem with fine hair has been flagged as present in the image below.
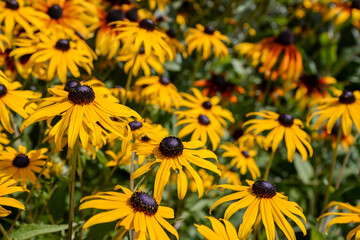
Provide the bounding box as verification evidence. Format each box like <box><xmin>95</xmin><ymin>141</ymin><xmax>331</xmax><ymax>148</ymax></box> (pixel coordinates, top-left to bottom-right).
<box><xmin>68</xmin><ymin>140</ymin><xmax>79</xmax><ymax>240</ymax></box>
<box><xmin>263</xmin><ymin>150</ymin><xmax>276</xmax><ymax>181</ymax></box>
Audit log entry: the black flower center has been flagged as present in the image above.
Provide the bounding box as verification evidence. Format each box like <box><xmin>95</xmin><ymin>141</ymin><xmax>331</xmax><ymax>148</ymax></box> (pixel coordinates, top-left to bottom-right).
<box><xmin>278</xmin><ymin>113</ymin><xmax>294</xmax><ymax>127</ymax></box>
<box><xmin>275</xmin><ymin>29</ymin><xmax>294</xmax><ymax>46</ymax></box>
<box><xmin>204</xmin><ymin>26</ymin><xmax>215</xmax><ymax>35</ymax></box>
<box><xmin>166</xmin><ymin>29</ymin><xmax>176</xmax><ymax>38</ymax></box>
<box><xmin>55</xmin><ymin>39</ymin><xmax>70</xmax><ymax>51</ymax></box>
<box><xmin>198</xmin><ymin>114</ymin><xmax>210</xmax><ymax>126</ymax></box>
<box><xmin>130</xmin><ymin>191</ymin><xmax>158</xmax><ymax>216</ymax></box>
<box><xmin>106</xmin><ymin>9</ymin><xmax>124</xmax><ymax>24</ymax></box>
<box><xmin>64</xmin><ymin>81</ymin><xmax>80</xmax><ymax>92</ymax></box>
<box><xmin>159</xmin><ymin>76</ymin><xmax>170</xmax><ymax>85</ymax></box>
<box><xmin>300</xmin><ymin>74</ymin><xmax>321</xmax><ymax>93</ymax></box>
<box><xmin>19</xmin><ymin>54</ymin><xmax>31</xmax><ymax>65</ymax></box>
<box><xmin>68</xmin><ymin>85</ymin><xmax>95</xmax><ymax>105</ymax></box>
<box><xmin>0</xmin><ymin>84</ymin><xmax>7</xmax><ymax>98</ymax></box>
<box><xmin>159</xmin><ymin>136</ymin><xmax>184</xmax><ymax>157</ymax></box>
<box><xmin>139</xmin><ymin>19</ymin><xmax>155</xmax><ymax>31</ymax></box>
<box><xmin>242</xmin><ymin>151</ymin><xmax>250</xmax><ymax>158</ymax></box>
<box><xmin>139</xmin><ymin>46</ymin><xmax>145</xmax><ymax>54</ymax></box>
<box><xmin>141</xmin><ymin>135</ymin><xmax>150</xmax><ymax>142</ymax></box>
<box><xmin>125</xmin><ymin>8</ymin><xmax>139</xmax><ymax>22</ymax></box>
<box><xmin>252</xmin><ymin>180</ymin><xmax>276</xmax><ymax>198</ymax></box>
<box><xmin>13</xmin><ymin>154</ymin><xmax>30</xmax><ymax>168</ymax></box>
<box><xmin>232</xmin><ymin>128</ymin><xmax>244</xmax><ymax>140</ymax></box>
<box><xmin>339</xmin><ymin>90</ymin><xmax>355</xmax><ymax>104</ymax></box>
<box><xmin>128</xmin><ymin>120</ymin><xmax>142</xmax><ymax>131</ymax></box>
<box><xmin>47</xmin><ymin>4</ymin><xmax>63</xmax><ymax>19</ymax></box>
<box><xmin>6</xmin><ymin>0</ymin><xmax>19</xmax><ymax>10</ymax></box>
<box><xmin>352</xmin><ymin>0</ymin><xmax>360</xmax><ymax>9</ymax></box>
<box><xmin>202</xmin><ymin>101</ymin><xmax>212</xmax><ymax>110</ymax></box>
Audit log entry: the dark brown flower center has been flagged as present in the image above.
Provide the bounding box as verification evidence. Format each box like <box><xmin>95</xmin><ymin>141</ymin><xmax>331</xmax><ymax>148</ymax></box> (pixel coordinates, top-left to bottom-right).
<box><xmin>13</xmin><ymin>154</ymin><xmax>30</xmax><ymax>168</ymax></box>
<box><xmin>300</xmin><ymin>74</ymin><xmax>322</xmax><ymax>93</ymax></box>
<box><xmin>0</xmin><ymin>84</ymin><xmax>7</xmax><ymax>98</ymax></box>
<box><xmin>339</xmin><ymin>90</ymin><xmax>355</xmax><ymax>104</ymax></box>
<box><xmin>252</xmin><ymin>180</ymin><xmax>276</xmax><ymax>198</ymax></box>
<box><xmin>166</xmin><ymin>29</ymin><xmax>176</xmax><ymax>38</ymax></box>
<box><xmin>19</xmin><ymin>54</ymin><xmax>31</xmax><ymax>65</ymax></box>
<box><xmin>68</xmin><ymin>85</ymin><xmax>95</xmax><ymax>105</ymax></box>
<box><xmin>232</xmin><ymin>128</ymin><xmax>244</xmax><ymax>140</ymax></box>
<box><xmin>128</xmin><ymin>120</ymin><xmax>142</xmax><ymax>131</ymax></box>
<box><xmin>125</xmin><ymin>8</ymin><xmax>139</xmax><ymax>22</ymax></box>
<box><xmin>204</xmin><ymin>26</ymin><xmax>215</xmax><ymax>35</ymax></box>
<box><xmin>65</xmin><ymin>80</ymin><xmax>80</xmax><ymax>92</ymax></box>
<box><xmin>275</xmin><ymin>29</ymin><xmax>294</xmax><ymax>46</ymax></box>
<box><xmin>198</xmin><ymin>114</ymin><xmax>210</xmax><ymax>126</ymax></box>
<box><xmin>242</xmin><ymin>151</ymin><xmax>250</xmax><ymax>158</ymax></box>
<box><xmin>139</xmin><ymin>46</ymin><xmax>145</xmax><ymax>54</ymax></box>
<box><xmin>130</xmin><ymin>191</ymin><xmax>158</xmax><ymax>216</ymax></box>
<box><xmin>352</xmin><ymin>0</ymin><xmax>360</xmax><ymax>9</ymax></box>
<box><xmin>55</xmin><ymin>39</ymin><xmax>70</xmax><ymax>51</ymax></box>
<box><xmin>47</xmin><ymin>4</ymin><xmax>63</xmax><ymax>19</ymax></box>
<box><xmin>141</xmin><ymin>135</ymin><xmax>150</xmax><ymax>142</ymax></box>
<box><xmin>159</xmin><ymin>76</ymin><xmax>170</xmax><ymax>85</ymax></box>
<box><xmin>202</xmin><ymin>101</ymin><xmax>212</xmax><ymax>110</ymax></box>
<box><xmin>278</xmin><ymin>113</ymin><xmax>294</xmax><ymax>127</ymax></box>
<box><xmin>139</xmin><ymin>19</ymin><xmax>155</xmax><ymax>31</ymax></box>
<box><xmin>159</xmin><ymin>136</ymin><xmax>184</xmax><ymax>157</ymax></box>
<box><xmin>106</xmin><ymin>9</ymin><xmax>124</xmax><ymax>24</ymax></box>
<box><xmin>6</xmin><ymin>0</ymin><xmax>19</xmax><ymax>10</ymax></box>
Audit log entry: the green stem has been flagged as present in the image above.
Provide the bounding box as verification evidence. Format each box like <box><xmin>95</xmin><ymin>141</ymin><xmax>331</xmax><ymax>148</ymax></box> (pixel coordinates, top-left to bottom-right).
<box><xmin>130</xmin><ymin>152</ymin><xmax>136</xmax><ymax>240</ymax></box>
<box><xmin>123</xmin><ymin>53</ymin><xmax>138</xmax><ymax>105</ymax></box>
<box><xmin>191</xmin><ymin>52</ymin><xmax>202</xmax><ymax>84</ymax></box>
<box><xmin>262</xmin><ymin>80</ymin><xmax>272</xmax><ymax>106</ymax></box>
<box><xmin>321</xmin><ymin>126</ymin><xmax>342</xmax><ymax>214</ymax></box>
<box><xmin>263</xmin><ymin>150</ymin><xmax>276</xmax><ymax>181</ymax></box>
<box><xmin>0</xmin><ymin>223</ymin><xmax>11</xmax><ymax>240</ymax></box>
<box><xmin>68</xmin><ymin>140</ymin><xmax>79</xmax><ymax>240</ymax></box>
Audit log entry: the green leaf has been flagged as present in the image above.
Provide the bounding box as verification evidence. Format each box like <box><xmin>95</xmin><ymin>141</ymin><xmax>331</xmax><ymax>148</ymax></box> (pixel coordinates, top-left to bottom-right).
<box><xmin>294</xmin><ymin>154</ymin><xmax>314</xmax><ymax>183</ymax></box>
<box><xmin>9</xmin><ymin>224</ymin><xmax>72</xmax><ymax>240</ymax></box>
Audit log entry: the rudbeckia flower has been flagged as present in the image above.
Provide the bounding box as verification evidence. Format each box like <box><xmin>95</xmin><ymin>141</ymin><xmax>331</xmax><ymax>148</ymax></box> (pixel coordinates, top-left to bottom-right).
<box><xmin>0</xmin><ymin>145</ymin><xmax>49</xmax><ymax>188</ymax></box>
<box><xmin>319</xmin><ymin>201</ymin><xmax>360</xmax><ymax>239</ymax></box>
<box><xmin>220</xmin><ymin>142</ymin><xmax>260</xmax><ymax>180</ymax></box>
<box><xmin>307</xmin><ymin>89</ymin><xmax>360</xmax><ymax>136</ymax></box>
<box><xmin>231</xmin><ymin>126</ymin><xmax>265</xmax><ymax>149</ymax></box>
<box><xmin>195</xmin><ymin>216</ymin><xmax>238</xmax><ymax>240</ymax></box>
<box><xmin>185</xmin><ymin>24</ymin><xmax>230</xmax><ymax>60</ymax></box>
<box><xmin>323</xmin><ymin>0</ymin><xmax>360</xmax><ymax>28</ymax></box>
<box><xmin>135</xmin><ymin>76</ymin><xmax>183</xmax><ymax>110</ymax></box>
<box><xmin>80</xmin><ymin>185</ymin><xmax>179</xmax><ymax>240</ymax></box>
<box><xmin>194</xmin><ymin>72</ymin><xmax>245</xmax><ymax>103</ymax></box>
<box><xmin>235</xmin><ymin>29</ymin><xmax>303</xmax><ymax>82</ymax></box>
<box><xmin>146</xmin><ymin>0</ymin><xmax>169</xmax><ymax>10</ymax></box>
<box><xmin>177</xmin><ymin>112</ymin><xmax>223</xmax><ymax>150</ymax></box>
<box><xmin>0</xmin><ymin>70</ymin><xmax>40</xmax><ymax>133</ymax></box>
<box><xmin>210</xmin><ymin>180</ymin><xmax>307</xmax><ymax>240</ymax></box>
<box><xmin>0</xmin><ymin>0</ymin><xmax>48</xmax><ymax>39</ymax></box>
<box><xmin>218</xmin><ymin>164</ymin><xmax>241</xmax><ymax>185</ymax></box>
<box><xmin>244</xmin><ymin>111</ymin><xmax>313</xmax><ymax>162</ymax></box>
<box><xmin>189</xmin><ymin>169</ymin><xmax>214</xmax><ymax>193</ymax></box>
<box><xmin>0</xmin><ymin>178</ymin><xmax>27</xmax><ymax>217</ymax></box>
<box><xmin>320</xmin><ymin>122</ymin><xmax>354</xmax><ymax>150</ymax></box>
<box><xmin>166</xmin><ymin>29</ymin><xmax>187</xmax><ymax>58</ymax></box>
<box><xmin>132</xmin><ymin>134</ymin><xmax>221</xmax><ymax>201</ymax></box>
<box><xmin>20</xmin><ymin>81</ymin><xmax>140</xmax><ymax>152</ymax></box>
<box><xmin>178</xmin><ymin>88</ymin><xmax>234</xmax><ymax>127</ymax></box>
<box><xmin>105</xmin><ymin>149</ymin><xmax>132</xmax><ymax>167</ymax></box>
<box><xmin>0</xmin><ymin>127</ymin><xmax>9</xmax><ymax>151</ymax></box>
<box><xmin>113</xmin><ymin>18</ymin><xmax>174</xmax><ymax>62</ymax></box>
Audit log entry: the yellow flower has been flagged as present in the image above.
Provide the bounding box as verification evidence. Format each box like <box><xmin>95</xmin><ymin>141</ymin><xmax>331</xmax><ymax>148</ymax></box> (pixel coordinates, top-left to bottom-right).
<box><xmin>0</xmin><ymin>34</ymin><xmax>10</xmax><ymax>53</ymax></box>
<box><xmin>218</xmin><ymin>164</ymin><xmax>241</xmax><ymax>186</ymax></box>
<box><xmin>319</xmin><ymin>201</ymin><xmax>360</xmax><ymax>240</ymax></box>
<box><xmin>220</xmin><ymin>142</ymin><xmax>260</xmax><ymax>180</ymax></box>
<box><xmin>307</xmin><ymin>89</ymin><xmax>360</xmax><ymax>136</ymax></box>
<box><xmin>210</xmin><ymin>180</ymin><xmax>307</xmax><ymax>240</ymax></box>
<box><xmin>105</xmin><ymin>149</ymin><xmax>132</xmax><ymax>167</ymax></box>
<box><xmin>323</xmin><ymin>0</ymin><xmax>360</xmax><ymax>29</ymax></box>
<box><xmin>166</xmin><ymin>29</ymin><xmax>187</xmax><ymax>58</ymax></box>
<box><xmin>195</xmin><ymin>216</ymin><xmax>238</xmax><ymax>240</ymax></box>
<box><xmin>80</xmin><ymin>185</ymin><xmax>179</xmax><ymax>239</ymax></box>
<box><xmin>146</xmin><ymin>0</ymin><xmax>169</xmax><ymax>10</ymax></box>
<box><xmin>0</xmin><ymin>178</ymin><xmax>27</xmax><ymax>217</ymax></box>
<box><xmin>0</xmin><ymin>127</ymin><xmax>9</xmax><ymax>151</ymax></box>
<box><xmin>185</xmin><ymin>24</ymin><xmax>230</xmax><ymax>60</ymax></box>
<box><xmin>189</xmin><ymin>169</ymin><xmax>214</xmax><ymax>193</ymax></box>
<box><xmin>244</xmin><ymin>111</ymin><xmax>313</xmax><ymax>162</ymax></box>
<box><xmin>0</xmin><ymin>70</ymin><xmax>40</xmax><ymax>133</ymax></box>
<box><xmin>132</xmin><ymin>134</ymin><xmax>221</xmax><ymax>201</ymax></box>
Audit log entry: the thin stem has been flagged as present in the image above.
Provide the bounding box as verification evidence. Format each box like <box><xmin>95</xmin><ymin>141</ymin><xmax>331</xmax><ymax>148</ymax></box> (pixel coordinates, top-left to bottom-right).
<box><xmin>123</xmin><ymin>54</ymin><xmax>138</xmax><ymax>105</ymax></box>
<box><xmin>191</xmin><ymin>51</ymin><xmax>202</xmax><ymax>84</ymax></box>
<box><xmin>0</xmin><ymin>223</ymin><xmax>11</xmax><ymax>240</ymax></box>
<box><xmin>262</xmin><ymin>80</ymin><xmax>272</xmax><ymax>106</ymax></box>
<box><xmin>130</xmin><ymin>152</ymin><xmax>136</xmax><ymax>240</ymax></box>
<box><xmin>263</xmin><ymin>150</ymin><xmax>276</xmax><ymax>181</ymax></box>
<box><xmin>321</xmin><ymin>126</ymin><xmax>342</xmax><ymax>214</ymax></box>
<box><xmin>68</xmin><ymin>140</ymin><xmax>79</xmax><ymax>240</ymax></box>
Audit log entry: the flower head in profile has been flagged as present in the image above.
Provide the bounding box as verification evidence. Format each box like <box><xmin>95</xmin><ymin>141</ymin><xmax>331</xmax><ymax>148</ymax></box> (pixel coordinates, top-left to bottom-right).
<box><xmin>244</xmin><ymin>111</ymin><xmax>313</xmax><ymax>162</ymax></box>
<box><xmin>195</xmin><ymin>216</ymin><xmax>238</xmax><ymax>240</ymax></box>
<box><xmin>218</xmin><ymin>164</ymin><xmax>241</xmax><ymax>186</ymax></box>
<box><xmin>0</xmin><ymin>127</ymin><xmax>9</xmax><ymax>151</ymax></box>
<box><xmin>231</xmin><ymin>125</ymin><xmax>265</xmax><ymax>149</ymax></box>
<box><xmin>80</xmin><ymin>185</ymin><xmax>179</xmax><ymax>240</ymax></box>
<box><xmin>166</xmin><ymin>29</ymin><xmax>187</xmax><ymax>58</ymax></box>
<box><xmin>323</xmin><ymin>0</ymin><xmax>360</xmax><ymax>29</ymax></box>
<box><xmin>0</xmin><ymin>145</ymin><xmax>49</xmax><ymax>188</ymax></box>
<box><xmin>210</xmin><ymin>180</ymin><xmax>307</xmax><ymax>240</ymax></box>
<box><xmin>189</xmin><ymin>169</ymin><xmax>214</xmax><ymax>193</ymax></box>
<box><xmin>307</xmin><ymin>89</ymin><xmax>360</xmax><ymax>136</ymax></box>
<box><xmin>132</xmin><ymin>133</ymin><xmax>221</xmax><ymax>201</ymax></box>
<box><xmin>319</xmin><ymin>201</ymin><xmax>360</xmax><ymax>240</ymax></box>
<box><xmin>235</xmin><ymin>29</ymin><xmax>303</xmax><ymax>82</ymax></box>
<box><xmin>0</xmin><ymin>70</ymin><xmax>40</xmax><ymax>133</ymax></box>
<box><xmin>185</xmin><ymin>24</ymin><xmax>230</xmax><ymax>60</ymax></box>
<box><xmin>0</xmin><ymin>178</ymin><xmax>27</xmax><ymax>217</ymax></box>
<box><xmin>220</xmin><ymin>142</ymin><xmax>260</xmax><ymax>180</ymax></box>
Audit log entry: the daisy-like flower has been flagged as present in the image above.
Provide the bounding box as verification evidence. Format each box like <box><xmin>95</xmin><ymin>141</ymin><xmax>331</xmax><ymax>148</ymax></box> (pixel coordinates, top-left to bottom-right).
<box><xmin>166</xmin><ymin>29</ymin><xmax>187</xmax><ymax>58</ymax></box>
<box><xmin>117</xmin><ymin>46</ymin><xmax>164</xmax><ymax>77</ymax></box>
<box><xmin>185</xmin><ymin>24</ymin><xmax>230</xmax><ymax>60</ymax></box>
<box><xmin>0</xmin><ymin>127</ymin><xmax>9</xmax><ymax>151</ymax></box>
<box><xmin>307</xmin><ymin>89</ymin><xmax>360</xmax><ymax>136</ymax></box>
<box><xmin>220</xmin><ymin>142</ymin><xmax>260</xmax><ymax>180</ymax></box>
<box><xmin>0</xmin><ymin>145</ymin><xmax>49</xmax><ymax>188</ymax></box>
<box><xmin>210</xmin><ymin>180</ymin><xmax>307</xmax><ymax>240</ymax></box>
<box><xmin>105</xmin><ymin>149</ymin><xmax>132</xmax><ymax>167</ymax></box>
<box><xmin>189</xmin><ymin>169</ymin><xmax>214</xmax><ymax>193</ymax></box>
<box><xmin>0</xmin><ymin>0</ymin><xmax>48</xmax><ymax>39</ymax></box>
<box><xmin>244</xmin><ymin>111</ymin><xmax>313</xmax><ymax>162</ymax></box>
<box><xmin>0</xmin><ymin>178</ymin><xmax>27</xmax><ymax>217</ymax></box>
<box><xmin>235</xmin><ymin>29</ymin><xmax>303</xmax><ymax>82</ymax></box>
<box><xmin>178</xmin><ymin>88</ymin><xmax>234</xmax><ymax>127</ymax></box>
<box><xmin>231</xmin><ymin>126</ymin><xmax>265</xmax><ymax>149</ymax></box>
<box><xmin>113</xmin><ymin>18</ymin><xmax>173</xmax><ymax>62</ymax></box>
<box><xmin>194</xmin><ymin>72</ymin><xmax>245</xmax><ymax>103</ymax></box>
<box><xmin>135</xmin><ymin>76</ymin><xmax>183</xmax><ymax>110</ymax></box>
<box><xmin>20</xmin><ymin>81</ymin><xmax>140</xmax><ymax>152</ymax></box>
<box><xmin>132</xmin><ymin>134</ymin><xmax>221</xmax><ymax>201</ymax></box>
<box><xmin>218</xmin><ymin>164</ymin><xmax>241</xmax><ymax>185</ymax></box>
<box><xmin>319</xmin><ymin>201</ymin><xmax>360</xmax><ymax>239</ymax></box>
<box><xmin>320</xmin><ymin>122</ymin><xmax>354</xmax><ymax>150</ymax></box>
<box><xmin>146</xmin><ymin>0</ymin><xmax>169</xmax><ymax>10</ymax></box>
<box><xmin>0</xmin><ymin>70</ymin><xmax>40</xmax><ymax>133</ymax></box>
<box><xmin>195</xmin><ymin>216</ymin><xmax>238</xmax><ymax>240</ymax></box>
<box><xmin>80</xmin><ymin>185</ymin><xmax>179</xmax><ymax>239</ymax></box>
<box><xmin>323</xmin><ymin>0</ymin><xmax>360</xmax><ymax>28</ymax></box>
